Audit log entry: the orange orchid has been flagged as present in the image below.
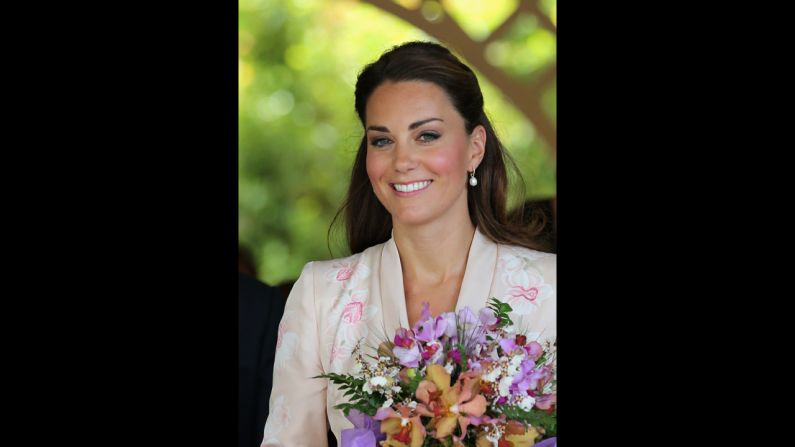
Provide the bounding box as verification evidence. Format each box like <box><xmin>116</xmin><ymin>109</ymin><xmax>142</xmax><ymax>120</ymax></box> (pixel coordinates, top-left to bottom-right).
<box><xmin>375</xmin><ymin>404</ymin><xmax>426</xmax><ymax>447</ymax></box>
<box><xmin>475</xmin><ymin>420</ymin><xmax>541</xmax><ymax>447</ymax></box>
<box><xmin>415</xmin><ymin>364</ymin><xmax>487</xmax><ymax>444</ymax></box>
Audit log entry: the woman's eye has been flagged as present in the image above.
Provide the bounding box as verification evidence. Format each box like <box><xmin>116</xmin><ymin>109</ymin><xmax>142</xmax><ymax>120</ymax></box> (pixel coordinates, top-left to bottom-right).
<box><xmin>370</xmin><ymin>138</ymin><xmax>392</xmax><ymax>148</ymax></box>
<box><xmin>418</xmin><ymin>132</ymin><xmax>440</xmax><ymax>142</ymax></box>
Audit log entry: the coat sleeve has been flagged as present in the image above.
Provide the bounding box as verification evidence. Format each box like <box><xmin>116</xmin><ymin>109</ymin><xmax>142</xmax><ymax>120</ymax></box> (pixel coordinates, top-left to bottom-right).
<box><xmin>261</xmin><ymin>262</ymin><xmax>329</xmax><ymax>447</ymax></box>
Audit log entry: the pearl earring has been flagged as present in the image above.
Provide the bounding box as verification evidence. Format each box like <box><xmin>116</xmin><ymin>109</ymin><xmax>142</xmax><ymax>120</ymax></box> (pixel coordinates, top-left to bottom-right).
<box><xmin>469</xmin><ymin>169</ymin><xmax>478</xmax><ymax>187</ymax></box>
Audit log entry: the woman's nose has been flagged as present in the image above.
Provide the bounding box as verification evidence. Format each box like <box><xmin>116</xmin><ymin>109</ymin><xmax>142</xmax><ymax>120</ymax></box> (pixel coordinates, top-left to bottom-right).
<box><xmin>393</xmin><ymin>141</ymin><xmax>418</xmax><ymax>173</ymax></box>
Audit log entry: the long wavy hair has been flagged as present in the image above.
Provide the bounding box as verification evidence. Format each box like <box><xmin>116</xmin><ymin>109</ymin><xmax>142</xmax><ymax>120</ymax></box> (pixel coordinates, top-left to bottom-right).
<box><xmin>330</xmin><ymin>41</ymin><xmax>548</xmax><ymax>255</ymax></box>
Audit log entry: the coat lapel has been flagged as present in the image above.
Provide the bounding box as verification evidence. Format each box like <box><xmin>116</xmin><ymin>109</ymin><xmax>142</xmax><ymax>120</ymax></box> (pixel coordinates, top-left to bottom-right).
<box><xmin>456</xmin><ymin>228</ymin><xmax>498</xmax><ymax>312</ymax></box>
<box><xmin>378</xmin><ymin>235</ymin><xmax>410</xmax><ymax>337</ymax></box>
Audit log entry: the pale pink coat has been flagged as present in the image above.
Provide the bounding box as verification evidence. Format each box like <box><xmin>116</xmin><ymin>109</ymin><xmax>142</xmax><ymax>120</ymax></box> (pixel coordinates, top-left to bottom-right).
<box><xmin>262</xmin><ymin>229</ymin><xmax>556</xmax><ymax>446</ymax></box>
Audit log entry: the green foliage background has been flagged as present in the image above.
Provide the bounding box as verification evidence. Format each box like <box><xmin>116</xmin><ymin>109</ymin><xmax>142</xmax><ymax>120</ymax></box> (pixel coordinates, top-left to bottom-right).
<box><xmin>240</xmin><ymin>0</ymin><xmax>556</xmax><ymax>285</ymax></box>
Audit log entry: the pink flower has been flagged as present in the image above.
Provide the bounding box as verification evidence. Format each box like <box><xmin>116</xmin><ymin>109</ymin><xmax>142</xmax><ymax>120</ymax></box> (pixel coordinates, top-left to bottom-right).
<box><xmin>449</xmin><ymin>348</ymin><xmax>461</xmax><ymax>364</ymax></box>
<box><xmin>342</xmin><ymin>301</ymin><xmax>364</xmax><ymax>324</ymax></box>
<box><xmin>394</xmin><ymin>328</ymin><xmax>415</xmax><ymax>348</ymax></box>
<box><xmin>499</xmin><ymin>338</ymin><xmax>517</xmax><ymax>354</ymax></box>
<box><xmin>394</xmin><ymin>344</ymin><xmax>422</xmax><ymax>368</ymax></box>
<box><xmin>525</xmin><ymin>341</ymin><xmax>543</xmax><ymax>361</ymax></box>
<box><xmin>421</xmin><ymin>341</ymin><xmax>440</xmax><ymax>361</ymax></box>
<box><xmin>525</xmin><ymin>365</ymin><xmax>552</xmax><ymax>391</ymax></box>
<box><xmin>393</xmin><ymin>328</ymin><xmax>423</xmax><ymax>367</ymax></box>
<box><xmin>510</xmin><ymin>285</ymin><xmax>539</xmax><ymax>302</ymax></box>
<box><xmin>336</xmin><ymin>268</ymin><xmax>353</xmax><ymax>281</ymax></box>
<box><xmin>330</xmin><ymin>345</ymin><xmax>350</xmax><ymax>364</ymax></box>
<box><xmin>535</xmin><ymin>393</ymin><xmax>557</xmax><ymax>410</ymax></box>
<box><xmin>478</xmin><ymin>308</ymin><xmax>498</xmax><ymax>326</ymax></box>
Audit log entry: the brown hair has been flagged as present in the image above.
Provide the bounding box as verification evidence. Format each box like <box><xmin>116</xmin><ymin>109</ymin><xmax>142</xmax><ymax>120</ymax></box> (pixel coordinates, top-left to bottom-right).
<box><xmin>330</xmin><ymin>41</ymin><xmax>548</xmax><ymax>254</ymax></box>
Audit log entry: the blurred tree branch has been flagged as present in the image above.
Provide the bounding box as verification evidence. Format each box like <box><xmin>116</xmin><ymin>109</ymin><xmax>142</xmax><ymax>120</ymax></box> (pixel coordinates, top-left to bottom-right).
<box><xmin>360</xmin><ymin>0</ymin><xmax>556</xmax><ymax>155</ymax></box>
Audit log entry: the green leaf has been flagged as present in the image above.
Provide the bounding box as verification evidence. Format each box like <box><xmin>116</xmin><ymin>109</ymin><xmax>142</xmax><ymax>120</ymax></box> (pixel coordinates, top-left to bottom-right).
<box><xmin>496</xmin><ymin>405</ymin><xmax>557</xmax><ymax>436</ymax></box>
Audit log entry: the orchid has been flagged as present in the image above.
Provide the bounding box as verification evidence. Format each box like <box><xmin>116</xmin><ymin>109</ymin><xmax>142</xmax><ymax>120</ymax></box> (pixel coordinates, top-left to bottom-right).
<box><xmin>316</xmin><ymin>298</ymin><xmax>556</xmax><ymax>447</ymax></box>
<box><xmin>415</xmin><ymin>364</ymin><xmax>487</xmax><ymax>443</ymax></box>
<box><xmin>374</xmin><ymin>404</ymin><xmax>426</xmax><ymax>447</ymax></box>
<box><xmin>393</xmin><ymin>328</ymin><xmax>422</xmax><ymax>368</ymax></box>
<box><xmin>341</xmin><ymin>409</ymin><xmax>385</xmax><ymax>447</ymax></box>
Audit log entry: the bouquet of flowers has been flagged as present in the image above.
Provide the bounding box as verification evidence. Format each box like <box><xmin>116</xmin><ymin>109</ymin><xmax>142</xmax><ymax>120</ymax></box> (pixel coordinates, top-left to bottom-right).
<box><xmin>317</xmin><ymin>299</ymin><xmax>556</xmax><ymax>447</ymax></box>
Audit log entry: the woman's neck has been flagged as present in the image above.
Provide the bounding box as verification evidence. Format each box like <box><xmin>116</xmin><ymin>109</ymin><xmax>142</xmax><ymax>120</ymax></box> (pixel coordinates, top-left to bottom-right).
<box><xmin>392</xmin><ymin>220</ymin><xmax>476</xmax><ymax>287</ymax></box>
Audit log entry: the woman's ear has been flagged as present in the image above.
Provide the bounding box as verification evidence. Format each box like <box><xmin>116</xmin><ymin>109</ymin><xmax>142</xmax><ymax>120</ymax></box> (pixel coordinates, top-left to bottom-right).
<box><xmin>469</xmin><ymin>124</ymin><xmax>486</xmax><ymax>170</ymax></box>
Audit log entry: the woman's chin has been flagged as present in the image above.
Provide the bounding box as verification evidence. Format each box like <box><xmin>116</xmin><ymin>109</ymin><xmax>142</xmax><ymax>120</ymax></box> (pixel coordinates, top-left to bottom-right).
<box><xmin>390</xmin><ymin>211</ymin><xmax>433</xmax><ymax>227</ymax></box>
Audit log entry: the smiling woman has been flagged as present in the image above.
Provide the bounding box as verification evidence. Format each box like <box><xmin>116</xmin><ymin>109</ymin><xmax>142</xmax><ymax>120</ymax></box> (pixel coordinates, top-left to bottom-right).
<box><xmin>262</xmin><ymin>41</ymin><xmax>556</xmax><ymax>447</ymax></box>
<box><xmin>364</xmin><ymin>81</ymin><xmax>484</xmax><ymax>229</ymax></box>
<box><xmin>339</xmin><ymin>42</ymin><xmax>546</xmax><ymax>257</ymax></box>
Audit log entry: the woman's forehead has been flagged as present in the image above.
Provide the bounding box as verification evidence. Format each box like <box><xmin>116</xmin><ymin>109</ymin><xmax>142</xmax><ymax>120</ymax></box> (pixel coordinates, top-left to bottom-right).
<box><xmin>365</xmin><ymin>81</ymin><xmax>460</xmax><ymax>128</ymax></box>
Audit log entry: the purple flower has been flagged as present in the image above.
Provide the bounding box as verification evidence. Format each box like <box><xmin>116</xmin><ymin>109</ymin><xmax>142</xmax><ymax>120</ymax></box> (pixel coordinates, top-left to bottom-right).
<box><xmin>525</xmin><ymin>365</ymin><xmax>552</xmax><ymax>390</ymax></box>
<box><xmin>393</xmin><ymin>344</ymin><xmax>422</xmax><ymax>368</ymax></box>
<box><xmin>373</xmin><ymin>406</ymin><xmax>395</xmax><ymax>421</ymax></box>
<box><xmin>499</xmin><ymin>338</ymin><xmax>517</xmax><ymax>354</ymax></box>
<box><xmin>393</xmin><ymin>328</ymin><xmax>414</xmax><ymax>348</ymax></box>
<box><xmin>457</xmin><ymin>307</ymin><xmax>478</xmax><ymax>326</ymax></box>
<box><xmin>478</xmin><ymin>307</ymin><xmax>498</xmax><ymax>326</ymax></box>
<box><xmin>340</xmin><ymin>429</ymin><xmax>375</xmax><ymax>447</ymax></box>
<box><xmin>467</xmin><ymin>413</ymin><xmax>502</xmax><ymax>426</ymax></box>
<box><xmin>439</xmin><ymin>312</ymin><xmax>458</xmax><ymax>337</ymax></box>
<box><xmin>413</xmin><ymin>319</ymin><xmax>439</xmax><ymax>343</ymax></box>
<box><xmin>507</xmin><ymin>358</ymin><xmax>535</xmax><ymax>394</ymax></box>
<box><xmin>534</xmin><ymin>437</ymin><xmax>557</xmax><ymax>447</ymax></box>
<box><xmin>341</xmin><ymin>409</ymin><xmax>385</xmax><ymax>447</ymax></box>
<box><xmin>449</xmin><ymin>348</ymin><xmax>461</xmax><ymax>364</ymax></box>
<box><xmin>521</xmin><ymin>358</ymin><xmax>536</xmax><ymax>375</ymax></box>
<box><xmin>419</xmin><ymin>301</ymin><xmax>433</xmax><ymax>321</ymax></box>
<box><xmin>411</xmin><ymin>303</ymin><xmax>434</xmax><ymax>335</ymax></box>
<box><xmin>455</xmin><ymin>307</ymin><xmax>482</xmax><ymax>345</ymax></box>
<box><xmin>525</xmin><ymin>341</ymin><xmax>543</xmax><ymax>361</ymax></box>
<box><xmin>346</xmin><ymin>408</ymin><xmax>381</xmax><ymax>432</ymax></box>
<box><xmin>513</xmin><ymin>375</ymin><xmax>532</xmax><ymax>395</ymax></box>
<box><xmin>413</xmin><ymin>307</ymin><xmax>448</xmax><ymax>343</ymax></box>
<box><xmin>421</xmin><ymin>340</ymin><xmax>445</xmax><ymax>364</ymax></box>
<box><xmin>535</xmin><ymin>393</ymin><xmax>556</xmax><ymax>410</ymax></box>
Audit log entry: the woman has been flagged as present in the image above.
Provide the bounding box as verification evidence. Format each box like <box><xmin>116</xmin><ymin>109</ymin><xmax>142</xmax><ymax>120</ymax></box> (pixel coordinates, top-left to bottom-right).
<box><xmin>262</xmin><ymin>41</ymin><xmax>555</xmax><ymax>446</ymax></box>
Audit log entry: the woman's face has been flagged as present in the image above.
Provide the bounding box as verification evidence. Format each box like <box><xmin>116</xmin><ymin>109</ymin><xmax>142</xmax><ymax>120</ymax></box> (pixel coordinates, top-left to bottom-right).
<box><xmin>365</xmin><ymin>81</ymin><xmax>485</xmax><ymax>228</ymax></box>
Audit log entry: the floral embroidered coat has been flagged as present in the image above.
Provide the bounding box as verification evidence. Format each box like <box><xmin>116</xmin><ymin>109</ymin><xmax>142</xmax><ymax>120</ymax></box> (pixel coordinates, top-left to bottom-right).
<box><xmin>261</xmin><ymin>229</ymin><xmax>556</xmax><ymax>446</ymax></box>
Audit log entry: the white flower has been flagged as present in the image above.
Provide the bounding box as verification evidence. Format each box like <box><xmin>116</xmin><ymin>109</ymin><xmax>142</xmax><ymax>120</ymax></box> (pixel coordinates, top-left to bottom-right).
<box><xmin>370</xmin><ymin>376</ymin><xmax>388</xmax><ymax>387</ymax></box>
<box><xmin>407</xmin><ymin>401</ymin><xmax>417</xmax><ymax>410</ymax></box>
<box><xmin>484</xmin><ymin>422</ymin><xmax>504</xmax><ymax>445</ymax></box>
<box><xmin>382</xmin><ymin>398</ymin><xmax>394</xmax><ymax>408</ymax></box>
<box><xmin>508</xmin><ymin>354</ymin><xmax>524</xmax><ymax>376</ymax></box>
<box><xmin>444</xmin><ymin>361</ymin><xmax>455</xmax><ymax>375</ymax></box>
<box><xmin>498</xmin><ymin>376</ymin><xmax>513</xmax><ymax>397</ymax></box>
<box><xmin>483</xmin><ymin>366</ymin><xmax>502</xmax><ymax>383</ymax></box>
<box><xmin>518</xmin><ymin>395</ymin><xmax>536</xmax><ymax>411</ymax></box>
